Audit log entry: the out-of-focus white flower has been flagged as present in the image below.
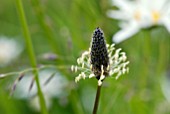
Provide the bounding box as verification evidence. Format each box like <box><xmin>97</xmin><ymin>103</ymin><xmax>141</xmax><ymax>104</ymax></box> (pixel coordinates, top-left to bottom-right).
<box><xmin>107</xmin><ymin>0</ymin><xmax>170</xmax><ymax>43</ymax></box>
<box><xmin>0</xmin><ymin>36</ymin><xmax>22</xmax><ymax>66</ymax></box>
<box><xmin>13</xmin><ymin>69</ymin><xmax>68</xmax><ymax>111</ymax></box>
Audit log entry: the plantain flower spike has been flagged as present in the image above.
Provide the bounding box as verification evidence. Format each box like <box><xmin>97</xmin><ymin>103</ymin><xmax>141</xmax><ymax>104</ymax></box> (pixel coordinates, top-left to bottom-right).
<box><xmin>71</xmin><ymin>27</ymin><xmax>129</xmax><ymax>86</ymax></box>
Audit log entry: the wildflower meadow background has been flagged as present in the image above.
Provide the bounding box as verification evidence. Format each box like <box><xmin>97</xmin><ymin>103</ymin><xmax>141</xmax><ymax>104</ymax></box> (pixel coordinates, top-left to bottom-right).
<box><xmin>0</xmin><ymin>0</ymin><xmax>170</xmax><ymax>114</ymax></box>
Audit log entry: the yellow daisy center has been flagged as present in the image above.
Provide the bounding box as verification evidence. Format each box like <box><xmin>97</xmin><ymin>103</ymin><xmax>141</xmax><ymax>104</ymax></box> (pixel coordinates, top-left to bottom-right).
<box><xmin>152</xmin><ymin>11</ymin><xmax>160</xmax><ymax>23</ymax></box>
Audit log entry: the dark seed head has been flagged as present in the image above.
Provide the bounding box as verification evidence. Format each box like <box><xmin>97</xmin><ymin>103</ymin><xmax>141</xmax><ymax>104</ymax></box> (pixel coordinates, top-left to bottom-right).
<box><xmin>90</xmin><ymin>27</ymin><xmax>109</xmax><ymax>79</ymax></box>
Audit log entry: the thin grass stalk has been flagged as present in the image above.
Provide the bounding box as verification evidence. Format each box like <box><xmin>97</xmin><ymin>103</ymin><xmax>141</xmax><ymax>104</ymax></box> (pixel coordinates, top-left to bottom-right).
<box><xmin>15</xmin><ymin>0</ymin><xmax>48</xmax><ymax>114</ymax></box>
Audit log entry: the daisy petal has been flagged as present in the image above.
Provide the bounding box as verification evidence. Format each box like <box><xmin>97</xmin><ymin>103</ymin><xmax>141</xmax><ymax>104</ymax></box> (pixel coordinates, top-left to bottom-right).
<box><xmin>111</xmin><ymin>0</ymin><xmax>133</xmax><ymax>12</ymax></box>
<box><xmin>113</xmin><ymin>21</ymin><xmax>140</xmax><ymax>43</ymax></box>
<box><xmin>161</xmin><ymin>16</ymin><xmax>170</xmax><ymax>32</ymax></box>
<box><xmin>107</xmin><ymin>10</ymin><xmax>129</xmax><ymax>21</ymax></box>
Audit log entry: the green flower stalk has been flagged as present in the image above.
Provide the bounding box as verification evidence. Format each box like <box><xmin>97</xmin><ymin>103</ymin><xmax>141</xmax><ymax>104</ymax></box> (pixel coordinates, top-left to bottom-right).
<box><xmin>15</xmin><ymin>0</ymin><xmax>48</xmax><ymax>114</ymax></box>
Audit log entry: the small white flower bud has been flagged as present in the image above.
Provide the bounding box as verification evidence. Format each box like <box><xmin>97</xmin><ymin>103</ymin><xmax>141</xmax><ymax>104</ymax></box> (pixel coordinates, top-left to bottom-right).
<box><xmin>106</xmin><ymin>44</ymin><xmax>109</xmax><ymax>48</ymax></box>
<box><xmin>89</xmin><ymin>74</ymin><xmax>95</xmax><ymax>78</ymax></box>
<box><xmin>81</xmin><ymin>72</ymin><xmax>86</xmax><ymax>79</ymax></box>
<box><xmin>77</xmin><ymin>58</ymin><xmax>80</xmax><ymax>64</ymax></box>
<box><xmin>75</xmin><ymin>74</ymin><xmax>81</xmax><ymax>83</ymax></box>
<box><xmin>98</xmin><ymin>80</ymin><xmax>102</xmax><ymax>86</ymax></box>
<box><xmin>82</xmin><ymin>51</ymin><xmax>89</xmax><ymax>57</ymax></box>
<box><xmin>100</xmin><ymin>75</ymin><xmax>105</xmax><ymax>80</ymax></box>
<box><xmin>71</xmin><ymin>65</ymin><xmax>74</xmax><ymax>71</ymax></box>
<box><xmin>122</xmin><ymin>68</ymin><xmax>126</xmax><ymax>74</ymax></box>
<box><xmin>113</xmin><ymin>67</ymin><xmax>119</xmax><ymax>73</ymax></box>
<box><xmin>111</xmin><ymin>44</ymin><xmax>115</xmax><ymax>48</ymax></box>
<box><xmin>109</xmin><ymin>70</ymin><xmax>114</xmax><ymax>76</ymax></box>
<box><xmin>82</xmin><ymin>62</ymin><xmax>84</xmax><ymax>68</ymax></box>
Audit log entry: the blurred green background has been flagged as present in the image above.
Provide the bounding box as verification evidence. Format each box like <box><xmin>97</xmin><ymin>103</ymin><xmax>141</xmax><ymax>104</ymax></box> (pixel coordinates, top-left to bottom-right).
<box><xmin>0</xmin><ymin>0</ymin><xmax>170</xmax><ymax>114</ymax></box>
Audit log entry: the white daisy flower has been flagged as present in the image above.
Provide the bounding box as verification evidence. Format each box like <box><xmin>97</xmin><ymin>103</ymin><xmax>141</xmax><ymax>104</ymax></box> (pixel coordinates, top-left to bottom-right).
<box><xmin>71</xmin><ymin>27</ymin><xmax>129</xmax><ymax>86</ymax></box>
<box><xmin>0</xmin><ymin>36</ymin><xmax>22</xmax><ymax>66</ymax></box>
<box><xmin>107</xmin><ymin>0</ymin><xmax>170</xmax><ymax>43</ymax></box>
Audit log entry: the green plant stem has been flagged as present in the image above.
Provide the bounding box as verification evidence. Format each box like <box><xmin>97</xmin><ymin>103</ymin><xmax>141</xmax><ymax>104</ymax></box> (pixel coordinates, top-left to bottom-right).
<box><xmin>0</xmin><ymin>65</ymin><xmax>70</xmax><ymax>79</ymax></box>
<box><xmin>93</xmin><ymin>85</ymin><xmax>102</xmax><ymax>114</ymax></box>
<box><xmin>15</xmin><ymin>0</ymin><xmax>48</xmax><ymax>114</ymax></box>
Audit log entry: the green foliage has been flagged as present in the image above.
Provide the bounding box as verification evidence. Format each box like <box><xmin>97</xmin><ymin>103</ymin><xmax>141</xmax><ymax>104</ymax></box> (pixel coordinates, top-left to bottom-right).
<box><xmin>0</xmin><ymin>0</ymin><xmax>170</xmax><ymax>114</ymax></box>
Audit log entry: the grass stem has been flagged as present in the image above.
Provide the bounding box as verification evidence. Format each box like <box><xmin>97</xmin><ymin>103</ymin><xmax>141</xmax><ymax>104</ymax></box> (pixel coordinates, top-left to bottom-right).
<box><xmin>15</xmin><ymin>0</ymin><xmax>48</xmax><ymax>114</ymax></box>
